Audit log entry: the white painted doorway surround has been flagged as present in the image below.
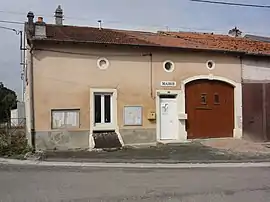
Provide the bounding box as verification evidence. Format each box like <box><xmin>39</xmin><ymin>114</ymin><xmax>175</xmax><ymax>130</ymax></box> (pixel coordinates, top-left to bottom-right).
<box><xmin>160</xmin><ymin>96</ymin><xmax>178</xmax><ymax>140</ymax></box>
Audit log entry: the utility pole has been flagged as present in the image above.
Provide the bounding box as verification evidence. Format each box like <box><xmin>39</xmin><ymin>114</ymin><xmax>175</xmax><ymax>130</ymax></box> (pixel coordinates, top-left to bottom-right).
<box><xmin>0</xmin><ymin>25</ymin><xmax>26</xmax><ymax>101</ymax></box>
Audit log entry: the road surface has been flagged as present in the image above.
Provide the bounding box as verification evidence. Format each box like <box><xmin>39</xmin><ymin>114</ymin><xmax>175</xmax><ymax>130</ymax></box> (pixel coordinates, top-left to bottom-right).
<box><xmin>0</xmin><ymin>164</ymin><xmax>269</xmax><ymax>201</ymax></box>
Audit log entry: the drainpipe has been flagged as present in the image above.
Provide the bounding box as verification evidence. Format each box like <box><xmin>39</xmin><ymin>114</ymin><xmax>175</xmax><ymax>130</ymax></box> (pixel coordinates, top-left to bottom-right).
<box><xmin>142</xmin><ymin>53</ymin><xmax>154</xmax><ymax>99</ymax></box>
<box><xmin>240</xmin><ymin>55</ymin><xmax>244</xmax><ymax>138</ymax></box>
<box><xmin>149</xmin><ymin>53</ymin><xmax>154</xmax><ymax>98</ymax></box>
<box><xmin>240</xmin><ymin>56</ymin><xmax>243</xmax><ymax>83</ymax></box>
<box><xmin>29</xmin><ymin>44</ymin><xmax>36</xmax><ymax>152</ymax></box>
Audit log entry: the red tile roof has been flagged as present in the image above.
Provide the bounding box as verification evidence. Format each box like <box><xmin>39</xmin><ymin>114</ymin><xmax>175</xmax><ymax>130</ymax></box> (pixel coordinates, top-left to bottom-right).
<box><xmin>161</xmin><ymin>32</ymin><xmax>270</xmax><ymax>55</ymax></box>
<box><xmin>45</xmin><ymin>24</ymin><xmax>157</xmax><ymax>46</ymax></box>
<box><xmin>32</xmin><ymin>24</ymin><xmax>270</xmax><ymax>56</ymax></box>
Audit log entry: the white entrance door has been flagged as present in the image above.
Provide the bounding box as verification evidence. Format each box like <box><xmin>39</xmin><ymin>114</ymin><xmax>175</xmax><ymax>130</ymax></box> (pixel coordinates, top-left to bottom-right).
<box><xmin>160</xmin><ymin>97</ymin><xmax>178</xmax><ymax>140</ymax></box>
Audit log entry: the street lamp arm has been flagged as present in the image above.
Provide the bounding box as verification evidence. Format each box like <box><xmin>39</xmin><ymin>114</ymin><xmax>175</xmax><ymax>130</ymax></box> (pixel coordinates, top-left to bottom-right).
<box><xmin>0</xmin><ymin>25</ymin><xmax>21</xmax><ymax>34</ymax></box>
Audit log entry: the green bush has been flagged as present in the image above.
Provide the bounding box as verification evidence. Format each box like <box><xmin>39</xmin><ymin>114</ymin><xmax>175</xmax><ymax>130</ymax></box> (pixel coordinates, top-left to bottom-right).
<box><xmin>0</xmin><ymin>130</ymin><xmax>32</xmax><ymax>157</ymax></box>
<box><xmin>0</xmin><ymin>133</ymin><xmax>9</xmax><ymax>155</ymax></box>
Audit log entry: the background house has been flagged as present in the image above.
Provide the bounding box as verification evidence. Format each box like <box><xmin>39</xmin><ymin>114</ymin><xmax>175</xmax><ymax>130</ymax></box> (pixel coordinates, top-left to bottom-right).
<box><xmin>244</xmin><ymin>34</ymin><xmax>270</xmax><ymax>43</ymax></box>
<box><xmin>230</xmin><ymin>30</ymin><xmax>270</xmax><ymax>142</ymax></box>
<box><xmin>24</xmin><ymin>7</ymin><xmax>270</xmax><ymax>151</ymax></box>
<box><xmin>10</xmin><ymin>101</ymin><xmax>25</xmax><ymax>127</ymax></box>
<box><xmin>242</xmin><ymin>34</ymin><xmax>270</xmax><ymax>141</ymax></box>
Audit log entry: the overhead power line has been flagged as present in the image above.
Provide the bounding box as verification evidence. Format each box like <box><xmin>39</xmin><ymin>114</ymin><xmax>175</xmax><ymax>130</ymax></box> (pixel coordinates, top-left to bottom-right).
<box><xmin>1</xmin><ymin>18</ymin><xmax>270</xmax><ymax>37</ymax></box>
<box><xmin>0</xmin><ymin>9</ymin><xmax>97</xmax><ymax>22</ymax></box>
<box><xmin>0</xmin><ymin>8</ymin><xmax>270</xmax><ymax>36</ymax></box>
<box><xmin>0</xmin><ymin>10</ymin><xmax>268</xmax><ymax>36</ymax></box>
<box><xmin>0</xmin><ymin>20</ymin><xmax>24</xmax><ymax>25</ymax></box>
<box><xmin>0</xmin><ymin>10</ymin><xmax>25</xmax><ymax>15</ymax></box>
<box><xmin>0</xmin><ymin>18</ymin><xmax>223</xmax><ymax>34</ymax></box>
<box><xmin>190</xmin><ymin>0</ymin><xmax>270</xmax><ymax>8</ymax></box>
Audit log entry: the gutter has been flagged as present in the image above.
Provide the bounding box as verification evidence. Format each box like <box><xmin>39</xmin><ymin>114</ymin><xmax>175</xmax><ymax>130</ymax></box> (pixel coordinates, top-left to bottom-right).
<box><xmin>29</xmin><ymin>43</ymin><xmax>36</xmax><ymax>152</ymax></box>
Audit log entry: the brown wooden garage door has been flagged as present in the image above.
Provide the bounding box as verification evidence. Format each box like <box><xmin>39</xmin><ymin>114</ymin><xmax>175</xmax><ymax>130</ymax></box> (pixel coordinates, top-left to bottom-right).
<box><xmin>185</xmin><ymin>79</ymin><xmax>234</xmax><ymax>139</ymax></box>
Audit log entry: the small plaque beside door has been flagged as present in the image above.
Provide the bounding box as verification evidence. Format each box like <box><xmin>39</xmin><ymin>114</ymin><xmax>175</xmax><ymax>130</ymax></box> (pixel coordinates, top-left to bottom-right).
<box><xmin>123</xmin><ymin>106</ymin><xmax>143</xmax><ymax>126</ymax></box>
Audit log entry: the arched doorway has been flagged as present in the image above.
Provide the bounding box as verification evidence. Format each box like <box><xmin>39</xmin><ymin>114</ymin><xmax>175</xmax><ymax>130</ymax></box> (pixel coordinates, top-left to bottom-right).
<box><xmin>185</xmin><ymin>79</ymin><xmax>234</xmax><ymax>139</ymax></box>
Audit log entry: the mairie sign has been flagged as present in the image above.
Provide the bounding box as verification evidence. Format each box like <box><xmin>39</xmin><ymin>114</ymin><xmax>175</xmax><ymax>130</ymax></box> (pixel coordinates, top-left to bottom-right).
<box><xmin>160</xmin><ymin>81</ymin><xmax>176</xmax><ymax>87</ymax></box>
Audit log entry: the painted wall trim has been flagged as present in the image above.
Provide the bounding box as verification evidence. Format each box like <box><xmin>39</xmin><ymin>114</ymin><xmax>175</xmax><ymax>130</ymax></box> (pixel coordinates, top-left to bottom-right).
<box><xmin>155</xmin><ymin>90</ymin><xmax>187</xmax><ymax>143</ymax></box>
<box><xmin>182</xmin><ymin>75</ymin><xmax>237</xmax><ymax>87</ymax></box>
<box><xmin>181</xmin><ymin>74</ymin><xmax>242</xmax><ymax>139</ymax></box>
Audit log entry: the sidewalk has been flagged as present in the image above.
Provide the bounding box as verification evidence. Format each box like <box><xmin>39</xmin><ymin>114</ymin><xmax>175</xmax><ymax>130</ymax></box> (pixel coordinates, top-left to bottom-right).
<box><xmin>1</xmin><ymin>140</ymin><xmax>270</xmax><ymax>165</ymax></box>
<box><xmin>42</xmin><ymin>141</ymin><xmax>270</xmax><ymax>164</ymax></box>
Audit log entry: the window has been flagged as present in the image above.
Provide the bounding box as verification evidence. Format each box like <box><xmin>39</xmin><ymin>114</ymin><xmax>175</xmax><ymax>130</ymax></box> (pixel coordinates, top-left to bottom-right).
<box><xmin>97</xmin><ymin>57</ymin><xmax>109</xmax><ymax>69</ymax></box>
<box><xmin>206</xmin><ymin>60</ymin><xmax>215</xmax><ymax>70</ymax></box>
<box><xmin>104</xmin><ymin>94</ymin><xmax>111</xmax><ymax>123</ymax></box>
<box><xmin>91</xmin><ymin>89</ymin><xmax>117</xmax><ymax>131</ymax></box>
<box><xmin>214</xmin><ymin>93</ymin><xmax>220</xmax><ymax>104</ymax></box>
<box><xmin>200</xmin><ymin>93</ymin><xmax>207</xmax><ymax>105</ymax></box>
<box><xmin>51</xmin><ymin>109</ymin><xmax>80</xmax><ymax>129</ymax></box>
<box><xmin>163</xmin><ymin>60</ymin><xmax>175</xmax><ymax>72</ymax></box>
<box><xmin>94</xmin><ymin>93</ymin><xmax>112</xmax><ymax>124</ymax></box>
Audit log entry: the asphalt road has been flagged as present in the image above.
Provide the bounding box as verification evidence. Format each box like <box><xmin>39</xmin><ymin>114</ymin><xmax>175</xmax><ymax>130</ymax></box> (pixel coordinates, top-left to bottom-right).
<box><xmin>0</xmin><ymin>165</ymin><xmax>270</xmax><ymax>202</ymax></box>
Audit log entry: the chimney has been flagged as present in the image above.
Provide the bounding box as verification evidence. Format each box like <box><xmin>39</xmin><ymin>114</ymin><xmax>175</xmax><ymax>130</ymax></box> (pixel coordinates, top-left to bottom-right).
<box><xmin>26</xmin><ymin>11</ymin><xmax>35</xmax><ymax>36</ymax></box>
<box><xmin>228</xmin><ymin>27</ymin><xmax>242</xmax><ymax>37</ymax></box>
<box><xmin>98</xmin><ymin>20</ymin><xmax>102</xmax><ymax>30</ymax></box>
<box><xmin>54</xmin><ymin>5</ymin><xmax>63</xmax><ymax>25</ymax></box>
<box><xmin>27</xmin><ymin>11</ymin><xmax>34</xmax><ymax>25</ymax></box>
<box><xmin>34</xmin><ymin>16</ymin><xmax>46</xmax><ymax>38</ymax></box>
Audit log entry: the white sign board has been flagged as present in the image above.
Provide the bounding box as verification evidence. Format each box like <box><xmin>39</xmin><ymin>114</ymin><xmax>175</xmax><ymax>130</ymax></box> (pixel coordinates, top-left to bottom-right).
<box><xmin>123</xmin><ymin>106</ymin><xmax>143</xmax><ymax>126</ymax></box>
<box><xmin>160</xmin><ymin>81</ymin><xmax>176</xmax><ymax>87</ymax></box>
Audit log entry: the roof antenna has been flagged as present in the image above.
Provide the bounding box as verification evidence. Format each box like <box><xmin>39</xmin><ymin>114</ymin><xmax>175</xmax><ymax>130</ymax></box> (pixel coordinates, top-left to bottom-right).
<box><xmin>98</xmin><ymin>20</ymin><xmax>102</xmax><ymax>30</ymax></box>
<box><xmin>228</xmin><ymin>26</ymin><xmax>242</xmax><ymax>37</ymax></box>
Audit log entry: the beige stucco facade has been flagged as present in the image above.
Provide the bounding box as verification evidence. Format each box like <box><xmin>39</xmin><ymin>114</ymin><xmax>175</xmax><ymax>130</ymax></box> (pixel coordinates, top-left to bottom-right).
<box><xmin>24</xmin><ymin>44</ymin><xmax>243</xmax><ymax>150</ymax></box>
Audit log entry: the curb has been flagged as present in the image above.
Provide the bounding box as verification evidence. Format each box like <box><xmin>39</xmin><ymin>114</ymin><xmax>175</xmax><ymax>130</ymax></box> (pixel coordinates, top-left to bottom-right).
<box><xmin>43</xmin><ymin>158</ymin><xmax>270</xmax><ymax>164</ymax></box>
<box><xmin>1</xmin><ymin>158</ymin><xmax>270</xmax><ymax>168</ymax></box>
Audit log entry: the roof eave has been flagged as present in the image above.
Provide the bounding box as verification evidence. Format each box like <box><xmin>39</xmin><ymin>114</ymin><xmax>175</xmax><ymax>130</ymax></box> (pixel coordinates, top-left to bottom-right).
<box><xmin>31</xmin><ymin>38</ymin><xmax>270</xmax><ymax>57</ymax></box>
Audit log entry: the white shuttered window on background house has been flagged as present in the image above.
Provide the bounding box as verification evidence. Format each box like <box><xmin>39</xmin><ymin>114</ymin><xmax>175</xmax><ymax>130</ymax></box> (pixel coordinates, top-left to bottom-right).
<box><xmin>51</xmin><ymin>109</ymin><xmax>80</xmax><ymax>129</ymax></box>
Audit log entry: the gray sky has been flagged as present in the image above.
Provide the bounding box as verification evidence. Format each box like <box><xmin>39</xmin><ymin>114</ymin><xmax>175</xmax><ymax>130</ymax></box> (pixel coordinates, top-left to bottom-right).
<box><xmin>0</xmin><ymin>0</ymin><xmax>269</xmax><ymax>101</ymax></box>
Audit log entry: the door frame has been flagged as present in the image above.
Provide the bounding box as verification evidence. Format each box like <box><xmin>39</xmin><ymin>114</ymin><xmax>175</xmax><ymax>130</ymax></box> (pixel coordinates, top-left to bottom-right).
<box><xmin>159</xmin><ymin>96</ymin><xmax>178</xmax><ymax>140</ymax></box>
<box><xmin>89</xmin><ymin>88</ymin><xmax>124</xmax><ymax>150</ymax></box>
<box><xmin>181</xmin><ymin>75</ymin><xmax>243</xmax><ymax>139</ymax></box>
<box><xmin>156</xmin><ymin>90</ymin><xmax>187</xmax><ymax>143</ymax></box>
